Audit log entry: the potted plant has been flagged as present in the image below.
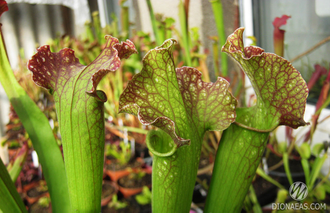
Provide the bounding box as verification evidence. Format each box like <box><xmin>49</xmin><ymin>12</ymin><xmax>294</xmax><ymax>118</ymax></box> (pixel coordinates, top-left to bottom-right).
<box><xmin>24</xmin><ymin>180</ymin><xmax>49</xmax><ymax>205</ymax></box>
<box><xmin>28</xmin><ymin>196</ymin><xmax>51</xmax><ymax>213</ymax></box>
<box><xmin>101</xmin><ymin>180</ymin><xmax>118</xmax><ymax>207</ymax></box>
<box><xmin>135</xmin><ymin>186</ymin><xmax>152</xmax><ymax>213</ymax></box>
<box><xmin>117</xmin><ymin>169</ymin><xmax>151</xmax><ymax>198</ymax></box>
<box><xmin>104</xmin><ymin>141</ymin><xmax>143</xmax><ymax>181</ymax></box>
<box><xmin>102</xmin><ymin>194</ymin><xmax>139</xmax><ymax>213</ymax></box>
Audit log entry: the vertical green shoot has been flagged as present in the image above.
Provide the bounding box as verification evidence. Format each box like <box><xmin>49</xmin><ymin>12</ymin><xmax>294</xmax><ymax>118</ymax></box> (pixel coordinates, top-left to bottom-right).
<box><xmin>210</xmin><ymin>0</ymin><xmax>228</xmax><ymax>77</ymax></box>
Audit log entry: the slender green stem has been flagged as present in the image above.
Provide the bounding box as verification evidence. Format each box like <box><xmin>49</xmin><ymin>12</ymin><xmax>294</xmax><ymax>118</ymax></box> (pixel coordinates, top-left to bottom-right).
<box><xmin>256</xmin><ymin>167</ymin><xmax>286</xmax><ymax>190</ymax></box>
<box><xmin>283</xmin><ymin>152</ymin><xmax>293</xmax><ymax>186</ymax></box>
<box><xmin>179</xmin><ymin>0</ymin><xmax>192</xmax><ymax>66</ymax></box>
<box><xmin>92</xmin><ymin>11</ymin><xmax>102</xmax><ymax>43</ymax></box>
<box><xmin>309</xmin><ymin>153</ymin><xmax>328</xmax><ymax>188</ymax></box>
<box><xmin>210</xmin><ymin>0</ymin><xmax>228</xmax><ymax>76</ymax></box>
<box><xmin>211</xmin><ymin>39</ymin><xmax>220</xmax><ymax>76</ymax></box>
<box><xmin>121</xmin><ymin>6</ymin><xmax>129</xmax><ymax>40</ymax></box>
<box><xmin>301</xmin><ymin>158</ymin><xmax>310</xmax><ymax>185</ymax></box>
<box><xmin>146</xmin><ymin>0</ymin><xmax>162</xmax><ymax>46</ymax></box>
<box><xmin>315</xmin><ymin>94</ymin><xmax>330</xmax><ymax>115</ymax></box>
<box><xmin>248</xmin><ymin>185</ymin><xmax>262</xmax><ymax>213</ymax></box>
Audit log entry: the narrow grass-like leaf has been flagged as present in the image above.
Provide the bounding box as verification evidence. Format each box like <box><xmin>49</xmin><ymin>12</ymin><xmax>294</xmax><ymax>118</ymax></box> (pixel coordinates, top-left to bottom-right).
<box><xmin>7</xmin><ymin>142</ymin><xmax>28</xmax><ymax>182</ymax></box>
<box><xmin>146</xmin><ymin>0</ymin><xmax>162</xmax><ymax>46</ymax></box>
<box><xmin>283</xmin><ymin>152</ymin><xmax>293</xmax><ymax>186</ymax></box>
<box><xmin>0</xmin><ymin>159</ymin><xmax>27</xmax><ymax>213</ymax></box>
<box><xmin>210</xmin><ymin>0</ymin><xmax>228</xmax><ymax>77</ymax></box>
<box><xmin>119</xmin><ymin>39</ymin><xmax>236</xmax><ymax>212</ymax></box>
<box><xmin>28</xmin><ymin>36</ymin><xmax>137</xmax><ymax>212</ymax></box>
<box><xmin>205</xmin><ymin>28</ymin><xmax>308</xmax><ymax>212</ymax></box>
<box><xmin>309</xmin><ymin>154</ymin><xmax>328</xmax><ymax>188</ymax></box>
<box><xmin>178</xmin><ymin>0</ymin><xmax>192</xmax><ymax>66</ymax></box>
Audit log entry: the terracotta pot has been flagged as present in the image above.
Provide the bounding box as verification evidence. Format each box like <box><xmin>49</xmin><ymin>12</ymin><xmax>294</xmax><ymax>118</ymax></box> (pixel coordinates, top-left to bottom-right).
<box><xmin>117</xmin><ymin>169</ymin><xmax>152</xmax><ymax>198</ymax></box>
<box><xmin>101</xmin><ymin>181</ymin><xmax>118</xmax><ymax>207</ymax></box>
<box><xmin>105</xmin><ymin>169</ymin><xmax>131</xmax><ymax>182</ymax></box>
<box><xmin>27</xmin><ymin>195</ymin><xmax>52</xmax><ymax>213</ymax></box>
<box><xmin>118</xmin><ymin>185</ymin><xmax>146</xmax><ymax>198</ymax></box>
<box><xmin>104</xmin><ymin>157</ymin><xmax>144</xmax><ymax>181</ymax></box>
<box><xmin>23</xmin><ymin>181</ymin><xmax>49</xmax><ymax>205</ymax></box>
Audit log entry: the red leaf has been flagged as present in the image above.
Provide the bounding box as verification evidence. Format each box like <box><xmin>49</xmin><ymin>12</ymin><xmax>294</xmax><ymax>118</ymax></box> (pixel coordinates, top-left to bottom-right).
<box><xmin>307</xmin><ymin>64</ymin><xmax>328</xmax><ymax>90</ymax></box>
<box><xmin>272</xmin><ymin>15</ymin><xmax>291</xmax><ymax>28</ymax></box>
<box><xmin>273</xmin><ymin>15</ymin><xmax>291</xmax><ymax>57</ymax></box>
<box><xmin>0</xmin><ymin>0</ymin><xmax>8</xmax><ymax>18</ymax></box>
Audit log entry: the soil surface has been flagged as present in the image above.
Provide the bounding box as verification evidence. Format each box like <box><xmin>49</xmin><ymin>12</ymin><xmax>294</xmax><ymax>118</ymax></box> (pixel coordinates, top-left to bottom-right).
<box><xmin>118</xmin><ymin>173</ymin><xmax>151</xmax><ymax>189</ymax></box>
<box><xmin>101</xmin><ymin>197</ymin><xmax>140</xmax><ymax>213</ymax></box>
<box><xmin>106</xmin><ymin>158</ymin><xmax>143</xmax><ymax>171</ymax></box>
<box><xmin>27</xmin><ymin>187</ymin><xmax>48</xmax><ymax>198</ymax></box>
<box><xmin>28</xmin><ymin>203</ymin><xmax>49</xmax><ymax>213</ymax></box>
<box><xmin>102</xmin><ymin>182</ymin><xmax>116</xmax><ymax>199</ymax></box>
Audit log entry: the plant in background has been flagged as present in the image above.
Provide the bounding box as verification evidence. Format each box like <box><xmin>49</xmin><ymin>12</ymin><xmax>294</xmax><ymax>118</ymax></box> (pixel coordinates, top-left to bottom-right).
<box><xmin>126</xmin><ymin>169</ymin><xmax>146</xmax><ymax>181</ymax></box>
<box><xmin>108</xmin><ymin>194</ymin><xmax>128</xmax><ymax>210</ymax></box>
<box><xmin>272</xmin><ymin>15</ymin><xmax>291</xmax><ymax>57</ymax></box>
<box><xmin>5</xmin><ymin>139</ymin><xmax>28</xmax><ymax>182</ymax></box>
<box><xmin>37</xmin><ymin>196</ymin><xmax>51</xmax><ymax>208</ymax></box>
<box><xmin>105</xmin><ymin>141</ymin><xmax>131</xmax><ymax>165</ymax></box>
<box><xmin>210</xmin><ymin>0</ymin><xmax>228</xmax><ymax>77</ymax></box>
<box><xmin>135</xmin><ymin>186</ymin><xmax>152</xmax><ymax>205</ymax></box>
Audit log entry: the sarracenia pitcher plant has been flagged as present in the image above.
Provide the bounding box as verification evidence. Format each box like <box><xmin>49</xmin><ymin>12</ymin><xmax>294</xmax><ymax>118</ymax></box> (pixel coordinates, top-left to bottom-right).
<box><xmin>118</xmin><ymin>28</ymin><xmax>308</xmax><ymax>212</ymax></box>
<box><xmin>27</xmin><ymin>38</ymin><xmax>137</xmax><ymax>212</ymax></box>
<box><xmin>0</xmin><ymin>1</ymin><xmax>308</xmax><ymax>211</ymax></box>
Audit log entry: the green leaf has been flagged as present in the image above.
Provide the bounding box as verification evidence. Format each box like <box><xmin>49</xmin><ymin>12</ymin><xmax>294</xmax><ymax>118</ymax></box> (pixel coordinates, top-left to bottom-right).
<box><xmin>7</xmin><ymin>141</ymin><xmax>28</xmax><ymax>182</ymax></box>
<box><xmin>205</xmin><ymin>28</ymin><xmax>309</xmax><ymax>212</ymax></box>
<box><xmin>222</xmin><ymin>27</ymin><xmax>308</xmax><ymax>130</ymax></box>
<box><xmin>28</xmin><ymin>36</ymin><xmax>137</xmax><ymax>212</ymax></box>
<box><xmin>120</xmin><ymin>38</ymin><xmax>236</xmax><ymax>212</ymax></box>
<box><xmin>0</xmin><ymin>159</ymin><xmax>27</xmax><ymax>213</ymax></box>
<box><xmin>210</xmin><ymin>0</ymin><xmax>228</xmax><ymax>77</ymax></box>
<box><xmin>0</xmin><ymin>23</ymin><xmax>70</xmax><ymax>213</ymax></box>
<box><xmin>314</xmin><ymin>185</ymin><xmax>326</xmax><ymax>200</ymax></box>
<box><xmin>135</xmin><ymin>186</ymin><xmax>152</xmax><ymax>205</ymax></box>
<box><xmin>296</xmin><ymin>143</ymin><xmax>311</xmax><ymax>159</ymax></box>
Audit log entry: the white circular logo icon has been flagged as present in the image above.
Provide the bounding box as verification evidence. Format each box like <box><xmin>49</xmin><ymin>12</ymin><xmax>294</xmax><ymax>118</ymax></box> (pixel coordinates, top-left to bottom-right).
<box><xmin>289</xmin><ymin>182</ymin><xmax>308</xmax><ymax>201</ymax></box>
